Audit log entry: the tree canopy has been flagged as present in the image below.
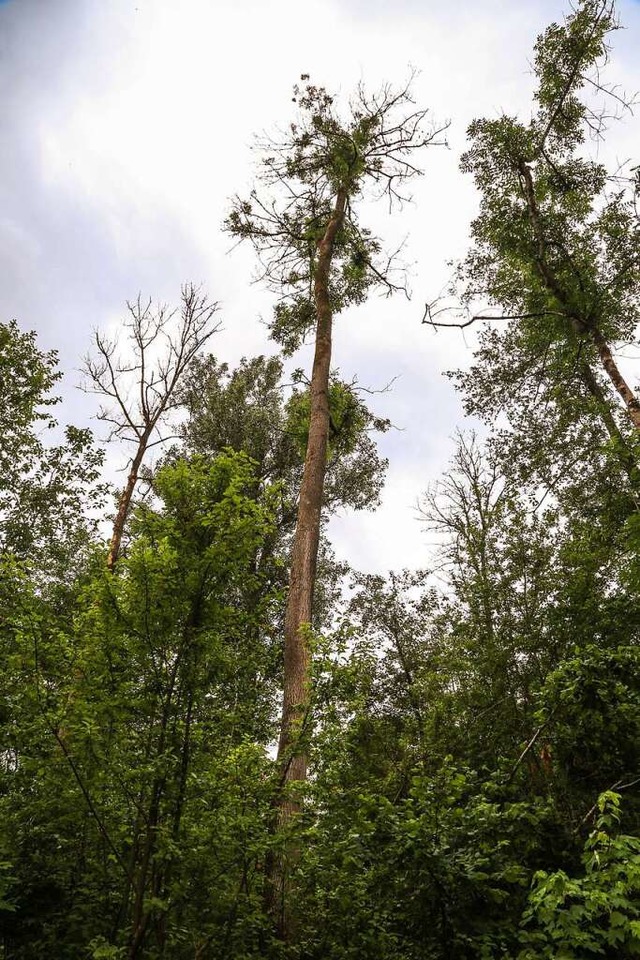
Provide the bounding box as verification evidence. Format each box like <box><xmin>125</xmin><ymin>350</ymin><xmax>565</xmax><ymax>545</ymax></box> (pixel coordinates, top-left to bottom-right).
<box><xmin>2</xmin><ymin>3</ymin><xmax>640</xmax><ymax>958</ymax></box>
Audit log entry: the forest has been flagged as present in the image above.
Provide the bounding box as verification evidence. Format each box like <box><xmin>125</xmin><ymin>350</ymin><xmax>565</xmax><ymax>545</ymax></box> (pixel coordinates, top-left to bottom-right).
<box><xmin>1</xmin><ymin>0</ymin><xmax>640</xmax><ymax>957</ymax></box>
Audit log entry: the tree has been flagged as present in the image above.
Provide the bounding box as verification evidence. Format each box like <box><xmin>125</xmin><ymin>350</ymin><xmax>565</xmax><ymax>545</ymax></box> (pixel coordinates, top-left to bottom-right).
<box><xmin>176</xmin><ymin>354</ymin><xmax>390</xmax><ymax>521</ymax></box>
<box><xmin>226</xmin><ymin>79</ymin><xmax>445</xmax><ymax>932</ymax></box>
<box><xmin>10</xmin><ymin>7</ymin><xmax>640</xmax><ymax>956</ymax></box>
<box><xmin>176</xmin><ymin>355</ymin><xmax>391</xmax><ymax>627</ymax></box>
<box><xmin>427</xmin><ymin>1</ymin><xmax>640</xmax><ymax>491</ymax></box>
<box><xmin>291</xmin><ymin>423</ymin><xmax>640</xmax><ymax>959</ymax></box>
<box><xmin>421</xmin><ymin>0</ymin><xmax>640</xmax><ymax>818</ymax></box>
<box><xmin>0</xmin><ymin>453</ymin><xmax>282</xmax><ymax>958</ymax></box>
<box><xmin>0</xmin><ymin>320</ymin><xmax>105</xmax><ymax>587</ymax></box>
<box><xmin>0</xmin><ymin>321</ymin><xmax>60</xmax><ymax>492</ymax></box>
<box><xmin>83</xmin><ymin>284</ymin><xmax>220</xmax><ymax>571</ymax></box>
<box><xmin>518</xmin><ymin>792</ymin><xmax>640</xmax><ymax>959</ymax></box>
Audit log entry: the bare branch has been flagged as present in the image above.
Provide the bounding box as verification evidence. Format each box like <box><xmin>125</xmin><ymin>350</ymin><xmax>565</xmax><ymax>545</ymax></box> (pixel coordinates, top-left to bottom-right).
<box><xmin>82</xmin><ymin>284</ymin><xmax>221</xmax><ymax>570</ymax></box>
<box><xmin>225</xmin><ymin>76</ymin><xmax>446</xmax><ymax>322</ymax></box>
<box><xmin>421</xmin><ymin>298</ymin><xmax>565</xmax><ymax>330</ymax></box>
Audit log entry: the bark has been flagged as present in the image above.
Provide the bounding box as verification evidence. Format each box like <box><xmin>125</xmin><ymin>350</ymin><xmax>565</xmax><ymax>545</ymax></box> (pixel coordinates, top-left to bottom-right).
<box><xmin>589</xmin><ymin>326</ymin><xmax>640</xmax><ymax>429</ymax></box>
<box><xmin>276</xmin><ymin>188</ymin><xmax>347</xmax><ymax>783</ymax></box>
<box><xmin>266</xmin><ymin>187</ymin><xmax>347</xmax><ymax>937</ymax></box>
<box><xmin>578</xmin><ymin>359</ymin><xmax>639</xmax><ymax>481</ymax></box>
<box><xmin>106</xmin><ymin>430</ymin><xmax>151</xmax><ymax>572</ymax></box>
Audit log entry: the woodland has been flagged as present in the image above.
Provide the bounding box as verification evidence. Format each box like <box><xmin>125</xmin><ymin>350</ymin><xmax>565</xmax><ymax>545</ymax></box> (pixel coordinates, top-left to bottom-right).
<box><xmin>2</xmin><ymin>1</ymin><xmax>640</xmax><ymax>957</ymax></box>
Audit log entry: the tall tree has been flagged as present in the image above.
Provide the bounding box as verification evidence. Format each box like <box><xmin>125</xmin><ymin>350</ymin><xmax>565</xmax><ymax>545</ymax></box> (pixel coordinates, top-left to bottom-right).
<box><xmin>427</xmin><ymin>0</ymin><xmax>640</xmax><ymax>487</ymax></box>
<box><xmin>226</xmin><ymin>81</ymin><xmax>445</xmax><ymax>925</ymax></box>
<box><xmin>175</xmin><ymin>354</ymin><xmax>391</xmax><ymax>624</ymax></box>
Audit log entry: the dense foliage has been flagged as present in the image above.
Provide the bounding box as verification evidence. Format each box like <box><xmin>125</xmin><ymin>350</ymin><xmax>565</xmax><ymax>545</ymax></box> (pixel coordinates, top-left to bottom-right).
<box><xmin>1</xmin><ymin>2</ymin><xmax>640</xmax><ymax>958</ymax></box>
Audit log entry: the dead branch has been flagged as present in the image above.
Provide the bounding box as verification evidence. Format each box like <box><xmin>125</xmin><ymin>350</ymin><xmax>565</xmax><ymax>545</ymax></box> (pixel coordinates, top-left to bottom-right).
<box><xmin>82</xmin><ymin>283</ymin><xmax>220</xmax><ymax>570</ymax></box>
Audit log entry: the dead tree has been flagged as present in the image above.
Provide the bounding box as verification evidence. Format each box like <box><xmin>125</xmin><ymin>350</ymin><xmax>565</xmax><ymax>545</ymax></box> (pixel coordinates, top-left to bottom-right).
<box><xmin>83</xmin><ymin>284</ymin><xmax>220</xmax><ymax>570</ymax></box>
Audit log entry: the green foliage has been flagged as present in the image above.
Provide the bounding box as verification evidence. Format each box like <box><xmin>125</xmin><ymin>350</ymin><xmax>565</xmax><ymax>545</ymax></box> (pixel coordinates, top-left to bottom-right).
<box><xmin>0</xmin><ymin>320</ymin><xmax>60</xmax><ymax>441</ymax></box>
<box><xmin>4</xmin><ymin>7</ymin><xmax>640</xmax><ymax>958</ymax></box>
<box><xmin>0</xmin><ymin>320</ymin><xmax>106</xmax><ymax>584</ymax></box>
<box><xmin>226</xmin><ymin>77</ymin><xmax>439</xmax><ymax>352</ymax></box>
<box><xmin>177</xmin><ymin>354</ymin><xmax>390</xmax><ymax>520</ymax></box>
<box><xmin>0</xmin><ymin>453</ymin><xmax>283</xmax><ymax>958</ymax></box>
<box><xmin>285</xmin><ymin>377</ymin><xmax>388</xmax><ymax>464</ymax></box>
<box><xmin>453</xmin><ymin>0</ymin><xmax>640</xmax><ymax>502</ymax></box>
<box><xmin>298</xmin><ymin>687</ymin><xmax>556</xmax><ymax>960</ymax></box>
<box><xmin>177</xmin><ymin>354</ymin><xmax>293</xmax><ymax>481</ymax></box>
<box><xmin>518</xmin><ymin>793</ymin><xmax>640</xmax><ymax>959</ymax></box>
<box><xmin>538</xmin><ymin>645</ymin><xmax>640</xmax><ymax>795</ymax></box>
<box><xmin>271</xmin><ymin>297</ymin><xmax>318</xmax><ymax>358</ymax></box>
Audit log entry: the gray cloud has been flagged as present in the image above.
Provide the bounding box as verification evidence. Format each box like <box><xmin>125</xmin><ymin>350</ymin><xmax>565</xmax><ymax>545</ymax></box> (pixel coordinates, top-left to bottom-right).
<box><xmin>0</xmin><ymin>0</ymin><xmax>209</xmax><ymax>425</ymax></box>
<box><xmin>1</xmin><ymin>0</ymin><xmax>638</xmax><ymax>571</ymax></box>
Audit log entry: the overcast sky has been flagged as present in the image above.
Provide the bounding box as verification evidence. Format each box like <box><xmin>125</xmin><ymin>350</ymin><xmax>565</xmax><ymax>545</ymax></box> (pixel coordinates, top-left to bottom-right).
<box><xmin>1</xmin><ymin>0</ymin><xmax>639</xmax><ymax>572</ymax></box>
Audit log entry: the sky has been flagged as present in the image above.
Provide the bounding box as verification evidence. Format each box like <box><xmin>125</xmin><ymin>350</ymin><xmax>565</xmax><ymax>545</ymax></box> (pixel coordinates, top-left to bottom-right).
<box><xmin>1</xmin><ymin>0</ymin><xmax>639</xmax><ymax>573</ymax></box>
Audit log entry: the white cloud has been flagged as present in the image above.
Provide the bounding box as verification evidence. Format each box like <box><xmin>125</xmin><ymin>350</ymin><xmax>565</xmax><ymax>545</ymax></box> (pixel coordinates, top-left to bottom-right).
<box><xmin>2</xmin><ymin>0</ymin><xmax>639</xmax><ymax>572</ymax></box>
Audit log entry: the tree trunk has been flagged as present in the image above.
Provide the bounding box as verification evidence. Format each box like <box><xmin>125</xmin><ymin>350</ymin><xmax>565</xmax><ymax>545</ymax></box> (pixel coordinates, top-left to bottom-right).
<box><xmin>106</xmin><ymin>431</ymin><xmax>151</xmax><ymax>571</ymax></box>
<box><xmin>589</xmin><ymin>326</ymin><xmax>640</xmax><ymax>429</ymax></box>
<box><xmin>266</xmin><ymin>187</ymin><xmax>347</xmax><ymax>937</ymax></box>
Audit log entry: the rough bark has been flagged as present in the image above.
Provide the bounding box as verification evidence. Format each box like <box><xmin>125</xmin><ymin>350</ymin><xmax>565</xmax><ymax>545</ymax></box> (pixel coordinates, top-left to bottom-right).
<box><xmin>589</xmin><ymin>326</ymin><xmax>640</xmax><ymax>429</ymax></box>
<box><xmin>106</xmin><ymin>432</ymin><xmax>151</xmax><ymax>571</ymax></box>
<box><xmin>266</xmin><ymin>187</ymin><xmax>347</xmax><ymax>937</ymax></box>
<box><xmin>276</xmin><ymin>188</ymin><xmax>347</xmax><ymax>783</ymax></box>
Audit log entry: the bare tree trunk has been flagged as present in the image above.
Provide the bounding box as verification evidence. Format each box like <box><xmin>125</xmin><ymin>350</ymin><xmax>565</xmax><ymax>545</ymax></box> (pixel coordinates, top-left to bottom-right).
<box><xmin>106</xmin><ymin>431</ymin><xmax>151</xmax><ymax>571</ymax></box>
<box><xmin>266</xmin><ymin>188</ymin><xmax>347</xmax><ymax>938</ymax></box>
<box><xmin>276</xmin><ymin>188</ymin><xmax>347</xmax><ymax>786</ymax></box>
<box><xmin>589</xmin><ymin>327</ymin><xmax>640</xmax><ymax>429</ymax></box>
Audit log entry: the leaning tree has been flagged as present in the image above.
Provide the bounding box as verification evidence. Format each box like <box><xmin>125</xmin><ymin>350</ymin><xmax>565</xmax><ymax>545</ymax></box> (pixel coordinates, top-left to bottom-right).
<box><xmin>426</xmin><ymin>1</ymin><xmax>640</xmax><ymax>492</ymax></box>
